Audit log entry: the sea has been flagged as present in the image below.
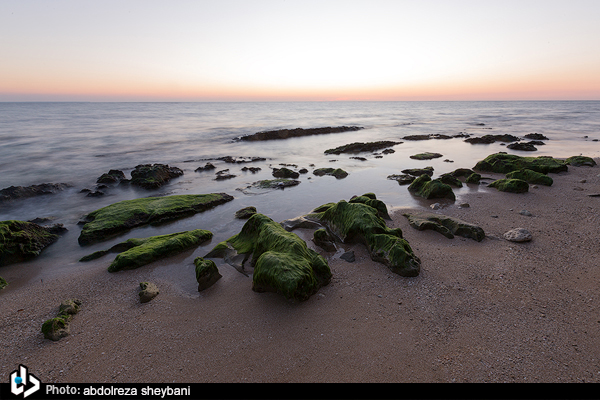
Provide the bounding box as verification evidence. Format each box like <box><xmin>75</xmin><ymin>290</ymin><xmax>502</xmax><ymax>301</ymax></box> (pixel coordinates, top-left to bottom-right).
<box><xmin>1</xmin><ymin>101</ymin><xmax>599</xmax><ymax>287</ymax></box>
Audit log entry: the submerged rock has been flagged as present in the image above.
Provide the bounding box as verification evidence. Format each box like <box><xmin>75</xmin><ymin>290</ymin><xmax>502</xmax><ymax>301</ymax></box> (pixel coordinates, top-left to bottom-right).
<box><xmin>403</xmin><ymin>212</ymin><xmax>485</xmax><ymax>241</ymax></box>
<box><xmin>506</xmin><ymin>169</ymin><xmax>553</xmax><ymax>186</ymax></box>
<box><xmin>130</xmin><ymin>163</ymin><xmax>184</xmax><ymax>189</ymax></box>
<box><xmin>239</xmin><ymin>126</ymin><xmax>363</xmax><ymax>141</ymax></box>
<box><xmin>0</xmin><ymin>220</ymin><xmax>62</xmax><ymax>266</ymax></box>
<box><xmin>387</xmin><ymin>174</ymin><xmax>416</xmax><ymax>185</ymax></box>
<box><xmin>488</xmin><ymin>179</ymin><xmax>529</xmax><ymax>193</ymax></box>
<box><xmin>465</xmin><ymin>134</ymin><xmax>520</xmax><ymax>144</ymax></box>
<box><xmin>410</xmin><ymin>152</ymin><xmax>444</xmax><ymax>160</ymax></box>
<box><xmin>474</xmin><ymin>153</ymin><xmax>568</xmax><ymax>174</ymax></box>
<box><xmin>507</xmin><ymin>142</ymin><xmax>538</xmax><ymax>151</ymax></box>
<box><xmin>403</xmin><ymin>134</ymin><xmax>453</xmax><ymax>140</ymax></box>
<box><xmin>206</xmin><ymin>213</ymin><xmax>331</xmax><ymax>301</ymax></box>
<box><xmin>408</xmin><ymin>175</ymin><xmax>456</xmax><ymax>200</ymax></box>
<box><xmin>139</xmin><ymin>282</ymin><xmax>159</xmax><ymax>303</ymax></box>
<box><xmin>324</xmin><ymin>141</ymin><xmax>401</xmax><ymax>155</ymax></box>
<box><xmin>195</xmin><ymin>162</ymin><xmax>216</xmax><ymax>172</ymax></box>
<box><xmin>194</xmin><ymin>257</ymin><xmax>222</xmax><ymax>291</ymax></box>
<box><xmin>252</xmin><ymin>179</ymin><xmax>301</xmax><ymax>190</ymax></box>
<box><xmin>524</xmin><ymin>133</ymin><xmax>549</xmax><ymax>140</ymax></box>
<box><xmin>0</xmin><ymin>183</ymin><xmax>71</xmax><ymax>203</ymax></box>
<box><xmin>402</xmin><ymin>166</ymin><xmax>434</xmax><ymax>177</ymax></box>
<box><xmin>313</xmin><ymin>168</ymin><xmax>348</xmax><ymax>179</ymax></box>
<box><xmin>41</xmin><ymin>299</ymin><xmax>82</xmax><ymax>341</ymax></box>
<box><xmin>77</xmin><ymin>193</ymin><xmax>233</xmax><ymax>245</ymax></box>
<box><xmin>304</xmin><ymin>196</ymin><xmax>420</xmax><ymax>277</ymax></box>
<box><xmin>272</xmin><ymin>167</ymin><xmax>299</xmax><ymax>179</ymax></box>
<box><xmin>86</xmin><ymin>229</ymin><xmax>213</xmax><ymax>272</ymax></box>
<box><xmin>97</xmin><ymin>170</ymin><xmax>126</xmax><ymax>184</ymax></box>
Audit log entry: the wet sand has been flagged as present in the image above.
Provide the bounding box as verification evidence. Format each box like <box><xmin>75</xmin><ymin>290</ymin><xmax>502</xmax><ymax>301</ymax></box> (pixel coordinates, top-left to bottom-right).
<box><xmin>1</xmin><ymin>159</ymin><xmax>600</xmax><ymax>385</ymax></box>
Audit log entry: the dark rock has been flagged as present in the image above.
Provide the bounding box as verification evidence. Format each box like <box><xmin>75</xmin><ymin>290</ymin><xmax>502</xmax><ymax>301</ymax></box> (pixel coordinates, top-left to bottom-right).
<box><xmin>298</xmin><ymin>168</ymin><xmax>309</xmax><ymax>174</ymax></box>
<box><xmin>235</xmin><ymin>206</ymin><xmax>257</xmax><ymax>219</ymax></box>
<box><xmin>408</xmin><ymin>175</ymin><xmax>456</xmax><ymax>200</ymax></box>
<box><xmin>272</xmin><ymin>167</ymin><xmax>299</xmax><ymax>179</ymax></box>
<box><xmin>524</xmin><ymin>133</ymin><xmax>549</xmax><ymax>140</ymax></box>
<box><xmin>340</xmin><ymin>251</ymin><xmax>355</xmax><ymax>262</ymax></box>
<box><xmin>438</xmin><ymin>174</ymin><xmax>463</xmax><ymax>187</ymax></box>
<box><xmin>402</xmin><ymin>166</ymin><xmax>434</xmax><ymax>177</ymax></box>
<box><xmin>239</xmin><ymin>126</ymin><xmax>363</xmax><ymax>141</ymax></box>
<box><xmin>96</xmin><ymin>170</ymin><xmax>126</xmax><ymax>184</ymax></box>
<box><xmin>241</xmin><ymin>166</ymin><xmax>261</xmax><ymax>173</ymax></box>
<box><xmin>195</xmin><ymin>162</ymin><xmax>216</xmax><ymax>172</ymax></box>
<box><xmin>465</xmin><ymin>134</ymin><xmax>520</xmax><ymax>144</ymax></box>
<box><xmin>488</xmin><ymin>179</ymin><xmax>529</xmax><ymax>193</ymax></box>
<box><xmin>130</xmin><ymin>164</ymin><xmax>184</xmax><ymax>189</ymax></box>
<box><xmin>403</xmin><ymin>212</ymin><xmax>485</xmax><ymax>241</ymax></box>
<box><xmin>86</xmin><ymin>190</ymin><xmax>105</xmax><ymax>197</ymax></box>
<box><xmin>402</xmin><ymin>134</ymin><xmax>453</xmax><ymax>140</ymax></box>
<box><xmin>313</xmin><ymin>168</ymin><xmax>348</xmax><ymax>179</ymax></box>
<box><xmin>350</xmin><ymin>157</ymin><xmax>368</xmax><ymax>161</ymax></box>
<box><xmin>324</xmin><ymin>141</ymin><xmax>401</xmax><ymax>155</ymax></box>
<box><xmin>139</xmin><ymin>282</ymin><xmax>159</xmax><ymax>303</ymax></box>
<box><xmin>217</xmin><ymin>156</ymin><xmax>266</xmax><ymax>163</ymax></box>
<box><xmin>565</xmin><ymin>156</ymin><xmax>597</xmax><ymax>167</ymax></box>
<box><xmin>0</xmin><ymin>220</ymin><xmax>61</xmax><ymax>266</ymax></box>
<box><xmin>507</xmin><ymin>142</ymin><xmax>538</xmax><ymax>151</ymax></box>
<box><xmin>387</xmin><ymin>174</ymin><xmax>415</xmax><ymax>185</ymax></box>
<box><xmin>0</xmin><ymin>183</ymin><xmax>71</xmax><ymax>203</ymax></box>
<box><xmin>474</xmin><ymin>153</ymin><xmax>568</xmax><ymax>174</ymax></box>
<box><xmin>194</xmin><ymin>257</ymin><xmax>222</xmax><ymax>291</ymax></box>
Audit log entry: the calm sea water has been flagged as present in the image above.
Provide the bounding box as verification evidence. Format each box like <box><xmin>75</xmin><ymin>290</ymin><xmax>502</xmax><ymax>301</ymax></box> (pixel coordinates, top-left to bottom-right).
<box><xmin>1</xmin><ymin>101</ymin><xmax>599</xmax><ymax>286</ymax></box>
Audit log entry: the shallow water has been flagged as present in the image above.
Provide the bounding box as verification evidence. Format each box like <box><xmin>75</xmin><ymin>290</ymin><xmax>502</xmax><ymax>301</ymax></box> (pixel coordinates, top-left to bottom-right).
<box><xmin>1</xmin><ymin>101</ymin><xmax>599</xmax><ymax>286</ymax></box>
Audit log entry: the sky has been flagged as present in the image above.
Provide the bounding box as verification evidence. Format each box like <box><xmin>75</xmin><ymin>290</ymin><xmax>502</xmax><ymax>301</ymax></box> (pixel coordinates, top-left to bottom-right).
<box><xmin>1</xmin><ymin>0</ymin><xmax>600</xmax><ymax>101</ymax></box>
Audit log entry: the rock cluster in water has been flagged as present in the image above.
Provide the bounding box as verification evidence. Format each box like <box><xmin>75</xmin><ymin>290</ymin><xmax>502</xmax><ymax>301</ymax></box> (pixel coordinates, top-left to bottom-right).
<box><xmin>239</xmin><ymin>126</ymin><xmax>363</xmax><ymax>141</ymax></box>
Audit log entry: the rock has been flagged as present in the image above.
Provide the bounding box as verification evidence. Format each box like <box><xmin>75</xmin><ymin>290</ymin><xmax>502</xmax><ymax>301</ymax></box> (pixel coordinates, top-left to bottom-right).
<box><xmin>565</xmin><ymin>156</ymin><xmax>597</xmax><ymax>167</ymax></box>
<box><xmin>313</xmin><ymin>168</ymin><xmax>348</xmax><ymax>179</ymax></box>
<box><xmin>409</xmin><ymin>152</ymin><xmax>443</xmax><ymax>160</ymax></box>
<box><xmin>99</xmin><ymin>230</ymin><xmax>213</xmax><ymax>272</ymax></box>
<box><xmin>488</xmin><ymin>179</ymin><xmax>529</xmax><ymax>193</ymax></box>
<box><xmin>324</xmin><ymin>141</ymin><xmax>401</xmax><ymax>155</ymax></box>
<box><xmin>304</xmin><ymin>195</ymin><xmax>420</xmax><ymax>277</ymax></box>
<box><xmin>504</xmin><ymin>228</ymin><xmax>532</xmax><ymax>242</ymax></box>
<box><xmin>205</xmin><ymin>213</ymin><xmax>331</xmax><ymax>301</ymax></box>
<box><xmin>403</xmin><ymin>213</ymin><xmax>485</xmax><ymax>241</ymax></box>
<box><xmin>401</xmin><ymin>166</ymin><xmax>434</xmax><ymax>177</ymax></box>
<box><xmin>96</xmin><ymin>170</ymin><xmax>126</xmax><ymax>184</ymax></box>
<box><xmin>387</xmin><ymin>174</ymin><xmax>416</xmax><ymax>185</ymax></box>
<box><xmin>340</xmin><ymin>251</ymin><xmax>355</xmax><ymax>262</ymax></box>
<box><xmin>130</xmin><ymin>164</ymin><xmax>183</xmax><ymax>189</ymax></box>
<box><xmin>77</xmin><ymin>194</ymin><xmax>232</xmax><ymax>246</ymax></box>
<box><xmin>195</xmin><ymin>162</ymin><xmax>216</xmax><ymax>172</ymax></box>
<box><xmin>0</xmin><ymin>183</ymin><xmax>71</xmax><ymax>203</ymax></box>
<box><xmin>507</xmin><ymin>142</ymin><xmax>538</xmax><ymax>151</ymax></box>
<box><xmin>349</xmin><ymin>193</ymin><xmax>391</xmax><ymax>220</ymax></box>
<box><xmin>272</xmin><ymin>167</ymin><xmax>299</xmax><ymax>179</ymax></box>
<box><xmin>466</xmin><ymin>173</ymin><xmax>482</xmax><ymax>184</ymax></box>
<box><xmin>313</xmin><ymin>229</ymin><xmax>336</xmax><ymax>252</ymax></box>
<box><xmin>251</xmin><ymin>179</ymin><xmax>301</xmax><ymax>190</ymax></box>
<box><xmin>139</xmin><ymin>282</ymin><xmax>159</xmax><ymax>303</ymax></box>
<box><xmin>430</xmin><ymin>203</ymin><xmax>442</xmax><ymax>210</ymax></box>
<box><xmin>350</xmin><ymin>156</ymin><xmax>367</xmax><ymax>161</ymax></box>
<box><xmin>280</xmin><ymin>216</ymin><xmax>324</xmax><ymax>231</ymax></box>
<box><xmin>241</xmin><ymin>166</ymin><xmax>261</xmax><ymax>173</ymax></box>
<box><xmin>524</xmin><ymin>133</ymin><xmax>549</xmax><ymax>140</ymax></box>
<box><xmin>41</xmin><ymin>299</ymin><xmax>81</xmax><ymax>341</ymax></box>
<box><xmin>474</xmin><ymin>153</ymin><xmax>568</xmax><ymax>174</ymax></box>
<box><xmin>0</xmin><ymin>220</ymin><xmax>61</xmax><ymax>266</ymax></box>
<box><xmin>519</xmin><ymin>210</ymin><xmax>533</xmax><ymax>216</ymax></box>
<box><xmin>506</xmin><ymin>169</ymin><xmax>553</xmax><ymax>186</ymax></box>
<box><xmin>214</xmin><ymin>172</ymin><xmax>236</xmax><ymax>181</ymax></box>
<box><xmin>194</xmin><ymin>258</ymin><xmax>222</xmax><ymax>291</ymax></box>
<box><xmin>408</xmin><ymin>175</ymin><xmax>456</xmax><ymax>200</ymax></box>
<box><xmin>0</xmin><ymin>276</ymin><xmax>7</xmax><ymax>289</ymax></box>
<box><xmin>239</xmin><ymin>126</ymin><xmax>363</xmax><ymax>141</ymax></box>
<box><xmin>465</xmin><ymin>134</ymin><xmax>520</xmax><ymax>144</ymax></box>
<box><xmin>439</xmin><ymin>173</ymin><xmax>463</xmax><ymax>188</ymax></box>
<box><xmin>86</xmin><ymin>190</ymin><xmax>105</xmax><ymax>197</ymax></box>
<box><xmin>217</xmin><ymin>156</ymin><xmax>266</xmax><ymax>163</ymax></box>
<box><xmin>235</xmin><ymin>206</ymin><xmax>257</xmax><ymax>219</ymax></box>
<box><xmin>402</xmin><ymin>134</ymin><xmax>453</xmax><ymax>140</ymax></box>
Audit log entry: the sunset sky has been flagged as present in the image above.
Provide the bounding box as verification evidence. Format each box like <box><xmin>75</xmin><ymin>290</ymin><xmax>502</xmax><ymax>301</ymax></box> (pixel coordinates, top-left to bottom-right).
<box><xmin>1</xmin><ymin>0</ymin><xmax>599</xmax><ymax>101</ymax></box>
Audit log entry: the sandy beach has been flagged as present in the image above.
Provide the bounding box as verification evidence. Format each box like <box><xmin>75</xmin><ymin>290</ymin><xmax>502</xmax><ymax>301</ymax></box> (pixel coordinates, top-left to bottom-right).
<box><xmin>1</xmin><ymin>158</ymin><xmax>600</xmax><ymax>385</ymax></box>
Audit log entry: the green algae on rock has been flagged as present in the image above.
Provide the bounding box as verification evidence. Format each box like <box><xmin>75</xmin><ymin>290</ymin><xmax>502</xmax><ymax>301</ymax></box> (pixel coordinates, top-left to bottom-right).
<box><xmin>77</xmin><ymin>193</ymin><xmax>232</xmax><ymax>246</ymax></box>
<box><xmin>565</xmin><ymin>156</ymin><xmax>597</xmax><ymax>167</ymax></box>
<box><xmin>313</xmin><ymin>168</ymin><xmax>348</xmax><ymax>179</ymax></box>
<box><xmin>98</xmin><ymin>230</ymin><xmax>213</xmax><ymax>272</ymax></box>
<box><xmin>506</xmin><ymin>169</ymin><xmax>553</xmax><ymax>186</ymax></box>
<box><xmin>488</xmin><ymin>178</ymin><xmax>529</xmax><ymax>193</ymax></box>
<box><xmin>305</xmin><ymin>195</ymin><xmax>420</xmax><ymax>277</ymax></box>
<box><xmin>0</xmin><ymin>276</ymin><xmax>7</xmax><ymax>289</ymax></box>
<box><xmin>0</xmin><ymin>220</ymin><xmax>61</xmax><ymax>266</ymax></box>
<box><xmin>205</xmin><ymin>213</ymin><xmax>331</xmax><ymax>301</ymax></box>
<box><xmin>474</xmin><ymin>153</ymin><xmax>568</xmax><ymax>174</ymax></box>
<box><xmin>42</xmin><ymin>299</ymin><xmax>82</xmax><ymax>341</ymax></box>
<box><xmin>410</xmin><ymin>152</ymin><xmax>444</xmax><ymax>160</ymax></box>
<box><xmin>194</xmin><ymin>257</ymin><xmax>222</xmax><ymax>291</ymax></box>
<box><xmin>403</xmin><ymin>212</ymin><xmax>485</xmax><ymax>241</ymax></box>
<box><xmin>408</xmin><ymin>175</ymin><xmax>456</xmax><ymax>201</ymax></box>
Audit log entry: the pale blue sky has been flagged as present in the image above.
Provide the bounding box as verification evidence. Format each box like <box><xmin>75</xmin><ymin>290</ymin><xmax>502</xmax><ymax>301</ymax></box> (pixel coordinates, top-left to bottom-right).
<box><xmin>1</xmin><ymin>0</ymin><xmax>599</xmax><ymax>100</ymax></box>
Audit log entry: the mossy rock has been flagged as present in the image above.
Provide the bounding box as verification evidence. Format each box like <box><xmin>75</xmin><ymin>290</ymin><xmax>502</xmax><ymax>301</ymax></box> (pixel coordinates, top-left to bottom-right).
<box><xmin>0</xmin><ymin>276</ymin><xmax>7</xmax><ymax>289</ymax></box>
<box><xmin>410</xmin><ymin>152</ymin><xmax>443</xmax><ymax>160</ymax></box>
<box><xmin>506</xmin><ymin>169</ymin><xmax>553</xmax><ymax>186</ymax></box>
<box><xmin>438</xmin><ymin>173</ymin><xmax>463</xmax><ymax>188</ymax></box>
<box><xmin>465</xmin><ymin>173</ymin><xmax>482</xmax><ymax>184</ymax></box>
<box><xmin>139</xmin><ymin>282</ymin><xmax>159</xmax><ymax>303</ymax></box>
<box><xmin>401</xmin><ymin>166</ymin><xmax>434</xmax><ymax>177</ymax></box>
<box><xmin>387</xmin><ymin>174</ymin><xmax>415</xmax><ymax>185</ymax></box>
<box><xmin>272</xmin><ymin>167</ymin><xmax>299</xmax><ymax>179</ymax></box>
<box><xmin>448</xmin><ymin>168</ymin><xmax>476</xmax><ymax>178</ymax></box>
<box><xmin>313</xmin><ymin>168</ymin><xmax>348</xmax><ymax>179</ymax></box>
<box><xmin>59</xmin><ymin>299</ymin><xmax>82</xmax><ymax>315</ymax></box>
<box><xmin>306</xmin><ymin>196</ymin><xmax>420</xmax><ymax>277</ymax></box>
<box><xmin>474</xmin><ymin>153</ymin><xmax>568</xmax><ymax>174</ymax></box>
<box><xmin>566</xmin><ymin>156</ymin><xmax>597</xmax><ymax>167</ymax></box>
<box><xmin>130</xmin><ymin>163</ymin><xmax>184</xmax><ymax>189</ymax></box>
<box><xmin>0</xmin><ymin>220</ymin><xmax>60</xmax><ymax>266</ymax></box>
<box><xmin>194</xmin><ymin>257</ymin><xmax>222</xmax><ymax>291</ymax></box>
<box><xmin>313</xmin><ymin>229</ymin><xmax>336</xmax><ymax>252</ymax></box>
<box><xmin>348</xmin><ymin>194</ymin><xmax>391</xmax><ymax>220</ymax></box>
<box><xmin>324</xmin><ymin>141</ymin><xmax>401</xmax><ymax>155</ymax></box>
<box><xmin>235</xmin><ymin>206</ymin><xmax>257</xmax><ymax>219</ymax></box>
<box><xmin>206</xmin><ymin>213</ymin><xmax>331</xmax><ymax>301</ymax></box>
<box><xmin>488</xmin><ymin>179</ymin><xmax>529</xmax><ymax>193</ymax></box>
<box><xmin>254</xmin><ymin>179</ymin><xmax>301</xmax><ymax>189</ymax></box>
<box><xmin>403</xmin><ymin>213</ymin><xmax>485</xmax><ymax>241</ymax></box>
<box><xmin>408</xmin><ymin>175</ymin><xmax>456</xmax><ymax>200</ymax></box>
<box><xmin>105</xmin><ymin>229</ymin><xmax>213</xmax><ymax>272</ymax></box>
<box><xmin>42</xmin><ymin>316</ymin><xmax>71</xmax><ymax>341</ymax></box>
<box><xmin>77</xmin><ymin>193</ymin><xmax>232</xmax><ymax>245</ymax></box>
